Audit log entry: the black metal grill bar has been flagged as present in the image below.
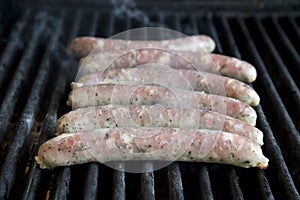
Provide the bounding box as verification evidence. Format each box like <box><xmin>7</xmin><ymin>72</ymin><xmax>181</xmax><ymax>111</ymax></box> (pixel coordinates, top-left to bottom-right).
<box><xmin>83</xmin><ymin>163</ymin><xmax>99</xmax><ymax>200</ymax></box>
<box><xmin>168</xmin><ymin>164</ymin><xmax>184</xmax><ymax>200</ymax></box>
<box><xmin>107</xmin><ymin>13</ymin><xmax>115</xmax><ymax>37</ymax></box>
<box><xmin>218</xmin><ymin>17</ymin><xmax>246</xmax><ymax>200</ymax></box>
<box><xmin>138</xmin><ymin>18</ymin><xmax>155</xmax><ymax>200</ymax></box>
<box><xmin>235</xmin><ymin>16</ymin><xmax>300</xmax><ymax>199</ymax></box>
<box><xmin>140</xmin><ymin>162</ymin><xmax>155</xmax><ymax>200</ymax></box>
<box><xmin>205</xmin><ymin>13</ymin><xmax>223</xmax><ymax>54</ymax></box>
<box><xmin>22</xmin><ymin>162</ymin><xmax>42</xmax><ymax>200</ymax></box>
<box><xmin>0</xmin><ymin>10</ymin><xmax>30</xmax><ymax>91</ymax></box>
<box><xmin>3</xmin><ymin>12</ymin><xmax>65</xmax><ymax>199</ymax></box>
<box><xmin>22</xmin><ymin>48</ymin><xmax>72</xmax><ymax>200</ymax></box>
<box><xmin>190</xmin><ymin>13</ymin><xmax>217</xmax><ymax>200</ymax></box>
<box><xmin>88</xmin><ymin>12</ymin><xmax>99</xmax><ymax>37</ymax></box>
<box><xmin>112</xmin><ymin>163</ymin><xmax>125</xmax><ymax>200</ymax></box>
<box><xmin>198</xmin><ymin>166</ymin><xmax>213</xmax><ymax>200</ymax></box>
<box><xmin>158</xmin><ymin>12</ymin><xmax>165</xmax><ymax>28</ymax></box>
<box><xmin>125</xmin><ymin>14</ymin><xmax>132</xmax><ymax>40</ymax></box>
<box><xmin>0</xmin><ymin>9</ymin><xmax>299</xmax><ymax>200</ymax></box>
<box><xmin>251</xmin><ymin>17</ymin><xmax>300</xmax><ymax>183</ymax></box>
<box><xmin>0</xmin><ymin>12</ymin><xmax>57</xmax><ymax>199</ymax></box>
<box><xmin>269</xmin><ymin>17</ymin><xmax>300</xmax><ymax>131</ymax></box>
<box><xmin>219</xmin><ymin>15</ymin><xmax>275</xmax><ymax>200</ymax></box>
<box><xmin>256</xmin><ymin>170</ymin><xmax>275</xmax><ymax>200</ymax></box>
<box><xmin>192</xmin><ymin>13</ymin><xmax>216</xmax><ymax>200</ymax></box>
<box><xmin>288</xmin><ymin>16</ymin><xmax>300</xmax><ymax>41</ymax></box>
<box><xmin>20</xmin><ymin>11</ymin><xmax>75</xmax><ymax>200</ymax></box>
<box><xmin>68</xmin><ymin>11</ymin><xmax>83</xmax><ymax>41</ymax></box>
<box><xmin>254</xmin><ymin>17</ymin><xmax>300</xmax><ymax>110</ymax></box>
<box><xmin>49</xmin><ymin>10</ymin><xmax>83</xmax><ymax>200</ymax></box>
<box><xmin>271</xmin><ymin>16</ymin><xmax>300</xmax><ymax>76</ymax></box>
<box><xmin>231</xmin><ymin>15</ymin><xmax>300</xmax><ymax>168</ymax></box>
<box><xmin>81</xmin><ymin>12</ymin><xmax>100</xmax><ymax>200</ymax></box>
<box><xmin>221</xmin><ymin>15</ymin><xmax>290</xmax><ymax>199</ymax></box>
<box><xmin>228</xmin><ymin>169</ymin><xmax>244</xmax><ymax>199</ymax></box>
<box><xmin>257</xmin><ymin>104</ymin><xmax>299</xmax><ymax>199</ymax></box>
<box><xmin>53</xmin><ymin>167</ymin><xmax>71</xmax><ymax>200</ymax></box>
<box><xmin>110</xmin><ymin>13</ymin><xmax>128</xmax><ymax>200</ymax></box>
<box><xmin>12</xmin><ymin>9</ymin><xmax>81</xmax><ymax>200</ymax></box>
<box><xmin>0</xmin><ymin>12</ymin><xmax>48</xmax><ymax>143</ymax></box>
<box><xmin>168</xmin><ymin>14</ymin><xmax>185</xmax><ymax>200</ymax></box>
<box><xmin>175</xmin><ymin>14</ymin><xmax>183</xmax><ymax>33</ymax></box>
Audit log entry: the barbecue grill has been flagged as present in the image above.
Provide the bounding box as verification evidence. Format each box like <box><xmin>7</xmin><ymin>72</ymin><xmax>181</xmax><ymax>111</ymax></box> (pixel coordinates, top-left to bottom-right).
<box><xmin>0</xmin><ymin>1</ymin><xmax>299</xmax><ymax>199</ymax></box>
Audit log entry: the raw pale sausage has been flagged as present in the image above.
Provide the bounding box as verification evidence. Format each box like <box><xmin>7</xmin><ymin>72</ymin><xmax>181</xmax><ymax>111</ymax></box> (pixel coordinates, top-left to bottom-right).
<box><xmin>56</xmin><ymin>105</ymin><xmax>263</xmax><ymax>145</ymax></box>
<box><xmin>68</xmin><ymin>35</ymin><xmax>216</xmax><ymax>58</ymax></box>
<box><xmin>67</xmin><ymin>84</ymin><xmax>257</xmax><ymax>125</ymax></box>
<box><xmin>73</xmin><ymin>67</ymin><xmax>260</xmax><ymax>106</ymax></box>
<box><xmin>78</xmin><ymin>49</ymin><xmax>256</xmax><ymax>82</ymax></box>
<box><xmin>35</xmin><ymin>128</ymin><xmax>269</xmax><ymax>169</ymax></box>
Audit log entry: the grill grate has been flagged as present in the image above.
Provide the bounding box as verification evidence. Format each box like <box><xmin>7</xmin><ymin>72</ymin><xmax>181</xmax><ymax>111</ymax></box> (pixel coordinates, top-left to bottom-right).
<box><xmin>0</xmin><ymin>7</ymin><xmax>299</xmax><ymax>200</ymax></box>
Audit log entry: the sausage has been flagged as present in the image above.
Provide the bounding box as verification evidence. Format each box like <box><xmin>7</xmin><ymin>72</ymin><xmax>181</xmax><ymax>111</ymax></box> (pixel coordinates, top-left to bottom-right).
<box><xmin>67</xmin><ymin>84</ymin><xmax>257</xmax><ymax>125</ymax></box>
<box><xmin>56</xmin><ymin>105</ymin><xmax>263</xmax><ymax>145</ymax></box>
<box><xmin>35</xmin><ymin>128</ymin><xmax>269</xmax><ymax>169</ymax></box>
<box><xmin>68</xmin><ymin>35</ymin><xmax>216</xmax><ymax>58</ymax></box>
<box><xmin>78</xmin><ymin>49</ymin><xmax>257</xmax><ymax>82</ymax></box>
<box><xmin>73</xmin><ymin>67</ymin><xmax>260</xmax><ymax>106</ymax></box>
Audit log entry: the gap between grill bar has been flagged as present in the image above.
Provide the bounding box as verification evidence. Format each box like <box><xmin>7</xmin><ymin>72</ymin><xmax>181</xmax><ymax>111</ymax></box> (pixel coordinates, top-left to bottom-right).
<box><xmin>0</xmin><ymin>12</ymin><xmax>48</xmax><ymax>143</ymax></box>
<box><xmin>0</xmin><ymin>9</ymin><xmax>30</xmax><ymax>91</ymax></box>
<box><xmin>254</xmin><ymin>17</ymin><xmax>300</xmax><ymax>110</ymax></box>
<box><xmin>236</xmin><ymin>16</ymin><xmax>300</xmax><ymax>199</ymax></box>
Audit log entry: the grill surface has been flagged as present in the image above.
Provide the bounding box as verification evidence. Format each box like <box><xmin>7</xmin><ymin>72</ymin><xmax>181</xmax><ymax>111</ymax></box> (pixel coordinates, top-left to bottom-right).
<box><xmin>0</xmin><ymin>4</ymin><xmax>300</xmax><ymax>200</ymax></box>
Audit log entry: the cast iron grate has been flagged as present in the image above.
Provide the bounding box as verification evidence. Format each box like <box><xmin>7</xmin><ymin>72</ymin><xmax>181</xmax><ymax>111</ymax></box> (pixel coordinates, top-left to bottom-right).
<box><xmin>0</xmin><ymin>7</ymin><xmax>299</xmax><ymax>200</ymax></box>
